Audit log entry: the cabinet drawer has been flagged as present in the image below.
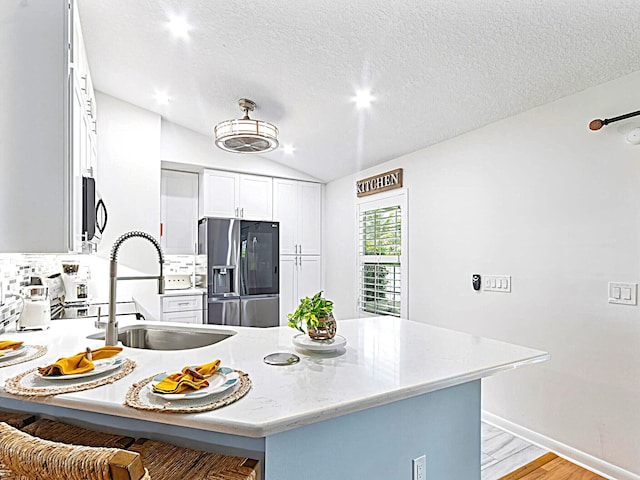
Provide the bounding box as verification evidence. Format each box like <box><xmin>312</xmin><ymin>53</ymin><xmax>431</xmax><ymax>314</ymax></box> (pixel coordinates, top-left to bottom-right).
<box><xmin>161</xmin><ymin>295</ymin><xmax>203</xmax><ymax>313</ymax></box>
<box><xmin>161</xmin><ymin>310</ymin><xmax>203</xmax><ymax>324</ymax></box>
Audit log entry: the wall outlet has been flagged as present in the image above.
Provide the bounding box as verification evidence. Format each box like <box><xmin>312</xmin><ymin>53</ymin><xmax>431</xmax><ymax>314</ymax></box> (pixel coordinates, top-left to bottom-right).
<box><xmin>413</xmin><ymin>455</ymin><xmax>426</xmax><ymax>480</ymax></box>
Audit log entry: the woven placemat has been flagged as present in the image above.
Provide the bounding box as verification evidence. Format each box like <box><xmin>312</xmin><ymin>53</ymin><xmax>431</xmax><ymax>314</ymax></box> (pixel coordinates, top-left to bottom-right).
<box><xmin>3</xmin><ymin>358</ymin><xmax>136</xmax><ymax>397</ymax></box>
<box><xmin>124</xmin><ymin>370</ymin><xmax>251</xmax><ymax>413</ymax></box>
<box><xmin>0</xmin><ymin>345</ymin><xmax>47</xmax><ymax>368</ymax></box>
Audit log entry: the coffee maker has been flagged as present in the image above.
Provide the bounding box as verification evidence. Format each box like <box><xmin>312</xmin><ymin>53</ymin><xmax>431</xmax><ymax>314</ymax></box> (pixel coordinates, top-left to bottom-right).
<box><xmin>61</xmin><ymin>262</ymin><xmax>91</xmax><ymax>304</ymax></box>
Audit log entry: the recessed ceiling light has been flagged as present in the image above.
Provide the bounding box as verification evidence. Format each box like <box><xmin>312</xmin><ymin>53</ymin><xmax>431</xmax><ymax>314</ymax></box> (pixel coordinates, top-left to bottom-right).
<box><xmin>167</xmin><ymin>15</ymin><xmax>191</xmax><ymax>39</ymax></box>
<box><xmin>282</xmin><ymin>144</ymin><xmax>295</xmax><ymax>155</ymax></box>
<box><xmin>353</xmin><ymin>89</ymin><xmax>374</xmax><ymax>109</ymax></box>
<box><xmin>153</xmin><ymin>91</ymin><xmax>170</xmax><ymax>105</ymax></box>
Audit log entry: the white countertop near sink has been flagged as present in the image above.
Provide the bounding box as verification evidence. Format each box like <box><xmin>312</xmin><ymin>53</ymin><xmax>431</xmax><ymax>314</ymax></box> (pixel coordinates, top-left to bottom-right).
<box><xmin>0</xmin><ymin>317</ymin><xmax>548</xmax><ymax>438</ymax></box>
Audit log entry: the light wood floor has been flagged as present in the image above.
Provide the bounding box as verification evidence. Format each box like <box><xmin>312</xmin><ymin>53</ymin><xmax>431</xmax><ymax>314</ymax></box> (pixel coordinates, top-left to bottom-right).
<box><xmin>499</xmin><ymin>452</ymin><xmax>607</xmax><ymax>480</ymax></box>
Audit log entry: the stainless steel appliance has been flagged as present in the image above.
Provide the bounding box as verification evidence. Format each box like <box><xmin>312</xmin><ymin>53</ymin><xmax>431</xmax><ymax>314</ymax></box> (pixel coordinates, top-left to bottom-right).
<box><xmin>82</xmin><ymin>176</ymin><xmax>108</xmax><ymax>253</ymax></box>
<box><xmin>198</xmin><ymin>217</ymin><xmax>279</xmax><ymax>327</ymax></box>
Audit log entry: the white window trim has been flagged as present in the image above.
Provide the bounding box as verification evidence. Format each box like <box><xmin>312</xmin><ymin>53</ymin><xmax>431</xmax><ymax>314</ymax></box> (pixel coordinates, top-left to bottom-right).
<box><xmin>356</xmin><ymin>188</ymin><xmax>408</xmax><ymax>319</ymax></box>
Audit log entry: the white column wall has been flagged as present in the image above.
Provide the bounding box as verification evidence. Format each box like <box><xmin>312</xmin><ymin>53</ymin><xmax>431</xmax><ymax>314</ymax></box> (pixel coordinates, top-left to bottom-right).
<box><xmin>91</xmin><ymin>92</ymin><xmax>161</xmax><ymax>310</ymax></box>
<box><xmin>324</xmin><ymin>70</ymin><xmax>640</xmax><ymax>476</ymax></box>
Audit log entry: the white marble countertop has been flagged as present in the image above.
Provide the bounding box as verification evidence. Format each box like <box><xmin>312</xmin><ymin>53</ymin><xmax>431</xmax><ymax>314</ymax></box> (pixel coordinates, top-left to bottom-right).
<box><xmin>0</xmin><ymin>317</ymin><xmax>548</xmax><ymax>438</ymax></box>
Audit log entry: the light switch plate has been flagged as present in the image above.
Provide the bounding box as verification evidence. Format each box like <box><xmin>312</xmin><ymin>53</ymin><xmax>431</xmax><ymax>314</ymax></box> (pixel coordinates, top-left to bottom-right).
<box><xmin>608</xmin><ymin>282</ymin><xmax>637</xmax><ymax>305</ymax></box>
<box><xmin>483</xmin><ymin>275</ymin><xmax>511</xmax><ymax>293</ymax></box>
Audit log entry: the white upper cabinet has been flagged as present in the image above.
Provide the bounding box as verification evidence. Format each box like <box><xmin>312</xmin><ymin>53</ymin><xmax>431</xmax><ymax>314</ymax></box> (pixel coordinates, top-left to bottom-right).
<box><xmin>73</xmin><ymin>14</ymin><xmax>98</xmax><ymax>179</ymax></box>
<box><xmin>274</xmin><ymin>179</ymin><xmax>322</xmax><ymax>255</ymax></box>
<box><xmin>200</xmin><ymin>170</ymin><xmax>273</xmax><ymax>220</ymax></box>
<box><xmin>238</xmin><ymin>174</ymin><xmax>273</xmax><ymax>221</ymax></box>
<box><xmin>161</xmin><ymin>170</ymin><xmax>199</xmax><ymax>254</ymax></box>
<box><xmin>200</xmin><ymin>170</ymin><xmax>239</xmax><ymax>218</ymax></box>
<box><xmin>0</xmin><ymin>0</ymin><xmax>92</xmax><ymax>253</ymax></box>
<box><xmin>273</xmin><ymin>180</ymin><xmax>298</xmax><ymax>255</ymax></box>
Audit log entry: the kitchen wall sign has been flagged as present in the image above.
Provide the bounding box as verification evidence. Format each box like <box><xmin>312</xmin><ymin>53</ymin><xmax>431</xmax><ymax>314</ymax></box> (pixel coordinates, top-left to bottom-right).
<box><xmin>356</xmin><ymin>168</ymin><xmax>403</xmax><ymax>197</ymax></box>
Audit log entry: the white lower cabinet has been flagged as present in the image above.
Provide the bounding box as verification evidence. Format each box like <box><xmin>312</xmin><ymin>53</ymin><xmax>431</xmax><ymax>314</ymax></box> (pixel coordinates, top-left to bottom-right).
<box><xmin>161</xmin><ymin>310</ymin><xmax>202</xmax><ymax>324</ymax></box>
<box><xmin>279</xmin><ymin>256</ymin><xmax>322</xmax><ymax>326</ymax></box>
<box><xmin>161</xmin><ymin>294</ymin><xmax>204</xmax><ymax>324</ymax></box>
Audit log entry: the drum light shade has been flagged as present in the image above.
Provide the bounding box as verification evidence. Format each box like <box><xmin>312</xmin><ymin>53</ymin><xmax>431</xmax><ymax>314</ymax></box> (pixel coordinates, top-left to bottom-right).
<box><xmin>214</xmin><ymin>99</ymin><xmax>279</xmax><ymax>154</ymax></box>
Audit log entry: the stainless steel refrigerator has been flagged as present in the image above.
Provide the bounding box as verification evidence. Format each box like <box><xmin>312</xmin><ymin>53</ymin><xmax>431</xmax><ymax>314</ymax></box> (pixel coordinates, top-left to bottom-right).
<box><xmin>198</xmin><ymin>217</ymin><xmax>279</xmax><ymax>327</ymax></box>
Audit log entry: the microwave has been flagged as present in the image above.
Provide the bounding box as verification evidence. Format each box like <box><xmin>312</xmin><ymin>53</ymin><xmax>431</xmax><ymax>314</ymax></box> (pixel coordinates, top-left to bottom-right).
<box><xmin>82</xmin><ymin>176</ymin><xmax>107</xmax><ymax>252</ymax></box>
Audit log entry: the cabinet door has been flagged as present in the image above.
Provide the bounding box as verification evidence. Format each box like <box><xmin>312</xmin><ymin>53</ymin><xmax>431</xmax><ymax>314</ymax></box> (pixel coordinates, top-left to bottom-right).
<box><xmin>87</xmin><ymin>133</ymin><xmax>97</xmax><ymax>180</ymax></box>
<box><xmin>279</xmin><ymin>256</ymin><xmax>297</xmax><ymax>326</ymax></box>
<box><xmin>298</xmin><ymin>182</ymin><xmax>322</xmax><ymax>255</ymax></box>
<box><xmin>297</xmin><ymin>256</ymin><xmax>322</xmax><ymax>300</ymax></box>
<box><xmin>161</xmin><ymin>310</ymin><xmax>203</xmax><ymax>324</ymax></box>
<box><xmin>0</xmin><ymin>0</ymin><xmax>82</xmax><ymax>253</ymax></box>
<box><xmin>69</xmin><ymin>74</ymin><xmax>85</xmax><ymax>252</ymax></box>
<box><xmin>239</xmin><ymin>174</ymin><xmax>273</xmax><ymax>220</ymax></box>
<box><xmin>161</xmin><ymin>294</ymin><xmax>203</xmax><ymax>313</ymax></box>
<box><xmin>201</xmin><ymin>170</ymin><xmax>239</xmax><ymax>218</ymax></box>
<box><xmin>273</xmin><ymin>179</ymin><xmax>298</xmax><ymax>255</ymax></box>
<box><xmin>161</xmin><ymin>170</ymin><xmax>199</xmax><ymax>254</ymax></box>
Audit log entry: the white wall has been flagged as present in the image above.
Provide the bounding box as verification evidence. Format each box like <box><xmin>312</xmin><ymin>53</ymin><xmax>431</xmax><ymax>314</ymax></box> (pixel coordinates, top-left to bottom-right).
<box><xmin>92</xmin><ymin>92</ymin><xmax>162</xmax><ymax>309</ymax></box>
<box><xmin>324</xmin><ymin>70</ymin><xmax>640</xmax><ymax>477</ymax></box>
<box><xmin>161</xmin><ymin>120</ymin><xmax>320</xmax><ymax>182</ymax></box>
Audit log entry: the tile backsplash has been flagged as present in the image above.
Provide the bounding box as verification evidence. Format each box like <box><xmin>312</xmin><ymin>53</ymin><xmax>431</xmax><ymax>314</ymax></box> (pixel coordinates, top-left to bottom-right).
<box><xmin>0</xmin><ymin>254</ymin><xmax>207</xmax><ymax>327</ymax></box>
<box><xmin>163</xmin><ymin>255</ymin><xmax>206</xmax><ymax>287</ymax></box>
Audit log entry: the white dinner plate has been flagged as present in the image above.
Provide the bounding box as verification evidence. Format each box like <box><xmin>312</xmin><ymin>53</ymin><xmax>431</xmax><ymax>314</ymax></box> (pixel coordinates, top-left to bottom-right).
<box><xmin>292</xmin><ymin>334</ymin><xmax>347</xmax><ymax>352</ymax></box>
<box><xmin>148</xmin><ymin>366</ymin><xmax>240</xmax><ymax>400</ymax></box>
<box><xmin>35</xmin><ymin>357</ymin><xmax>124</xmax><ymax>380</ymax></box>
<box><xmin>0</xmin><ymin>345</ymin><xmax>27</xmax><ymax>361</ymax></box>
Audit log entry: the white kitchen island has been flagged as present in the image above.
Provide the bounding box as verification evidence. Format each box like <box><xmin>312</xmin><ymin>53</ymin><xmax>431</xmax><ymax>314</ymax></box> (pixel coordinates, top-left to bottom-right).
<box><xmin>0</xmin><ymin>317</ymin><xmax>548</xmax><ymax>480</ymax></box>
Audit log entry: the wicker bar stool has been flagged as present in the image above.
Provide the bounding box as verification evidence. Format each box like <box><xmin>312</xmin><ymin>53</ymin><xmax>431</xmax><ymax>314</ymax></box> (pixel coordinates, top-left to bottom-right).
<box><xmin>0</xmin><ymin>422</ymin><xmax>148</xmax><ymax>480</ymax></box>
<box><xmin>16</xmin><ymin>419</ymin><xmax>260</xmax><ymax>480</ymax></box>
<box><xmin>128</xmin><ymin>438</ymin><xmax>259</xmax><ymax>480</ymax></box>
<box><xmin>21</xmin><ymin>418</ymin><xmax>134</xmax><ymax>449</ymax></box>
<box><xmin>0</xmin><ymin>410</ymin><xmax>35</xmax><ymax>430</ymax></box>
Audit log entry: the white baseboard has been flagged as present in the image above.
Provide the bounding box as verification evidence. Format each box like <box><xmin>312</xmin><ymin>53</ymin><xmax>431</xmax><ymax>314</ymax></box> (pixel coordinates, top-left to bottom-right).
<box><xmin>482</xmin><ymin>411</ymin><xmax>640</xmax><ymax>480</ymax></box>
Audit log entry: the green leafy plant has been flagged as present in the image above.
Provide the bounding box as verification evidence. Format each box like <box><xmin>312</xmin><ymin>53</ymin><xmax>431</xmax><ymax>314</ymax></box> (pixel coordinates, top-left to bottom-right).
<box><xmin>287</xmin><ymin>291</ymin><xmax>334</xmax><ymax>333</ymax></box>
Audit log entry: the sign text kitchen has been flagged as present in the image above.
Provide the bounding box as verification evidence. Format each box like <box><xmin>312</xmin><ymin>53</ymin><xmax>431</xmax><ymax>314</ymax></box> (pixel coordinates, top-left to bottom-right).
<box><xmin>356</xmin><ymin>168</ymin><xmax>403</xmax><ymax>198</ymax></box>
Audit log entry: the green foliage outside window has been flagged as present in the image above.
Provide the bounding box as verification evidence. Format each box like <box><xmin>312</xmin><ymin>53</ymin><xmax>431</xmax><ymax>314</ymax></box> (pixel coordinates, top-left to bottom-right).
<box><xmin>360</xmin><ymin>206</ymin><xmax>401</xmax><ymax>316</ymax></box>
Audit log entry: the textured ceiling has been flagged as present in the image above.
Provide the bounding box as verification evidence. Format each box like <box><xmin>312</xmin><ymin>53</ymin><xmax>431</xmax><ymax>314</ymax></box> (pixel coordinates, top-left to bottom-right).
<box><xmin>78</xmin><ymin>0</ymin><xmax>640</xmax><ymax>182</ymax></box>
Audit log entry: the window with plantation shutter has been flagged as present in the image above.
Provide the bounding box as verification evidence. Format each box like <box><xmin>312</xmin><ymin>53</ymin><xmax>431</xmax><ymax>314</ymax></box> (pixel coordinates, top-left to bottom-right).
<box><xmin>357</xmin><ymin>192</ymin><xmax>407</xmax><ymax>318</ymax></box>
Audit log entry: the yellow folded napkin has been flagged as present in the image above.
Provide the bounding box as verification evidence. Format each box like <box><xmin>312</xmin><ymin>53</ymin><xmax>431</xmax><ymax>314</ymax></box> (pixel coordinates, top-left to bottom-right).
<box><xmin>152</xmin><ymin>359</ymin><xmax>221</xmax><ymax>394</ymax></box>
<box><xmin>37</xmin><ymin>346</ymin><xmax>123</xmax><ymax>376</ymax></box>
<box><xmin>0</xmin><ymin>340</ymin><xmax>24</xmax><ymax>355</ymax></box>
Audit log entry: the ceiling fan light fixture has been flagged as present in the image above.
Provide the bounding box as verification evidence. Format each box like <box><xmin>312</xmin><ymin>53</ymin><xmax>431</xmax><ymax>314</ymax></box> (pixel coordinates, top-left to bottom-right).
<box><xmin>214</xmin><ymin>99</ymin><xmax>279</xmax><ymax>154</ymax></box>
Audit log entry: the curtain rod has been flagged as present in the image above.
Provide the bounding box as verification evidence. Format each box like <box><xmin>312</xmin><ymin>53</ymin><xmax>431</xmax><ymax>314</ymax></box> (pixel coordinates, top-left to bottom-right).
<box><xmin>589</xmin><ymin>109</ymin><xmax>640</xmax><ymax>131</ymax></box>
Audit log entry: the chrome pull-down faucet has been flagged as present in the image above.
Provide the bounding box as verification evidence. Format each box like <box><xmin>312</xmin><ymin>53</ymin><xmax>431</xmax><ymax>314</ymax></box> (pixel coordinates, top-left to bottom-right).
<box><xmin>106</xmin><ymin>231</ymin><xmax>164</xmax><ymax>346</ymax></box>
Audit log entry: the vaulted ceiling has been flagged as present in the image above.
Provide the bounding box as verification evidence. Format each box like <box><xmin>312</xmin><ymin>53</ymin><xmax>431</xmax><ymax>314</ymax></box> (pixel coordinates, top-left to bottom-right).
<box><xmin>79</xmin><ymin>0</ymin><xmax>640</xmax><ymax>182</ymax></box>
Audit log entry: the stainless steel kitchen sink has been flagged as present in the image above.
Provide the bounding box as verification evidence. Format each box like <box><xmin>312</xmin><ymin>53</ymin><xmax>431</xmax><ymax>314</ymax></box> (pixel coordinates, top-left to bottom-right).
<box><xmin>87</xmin><ymin>325</ymin><xmax>235</xmax><ymax>350</ymax></box>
